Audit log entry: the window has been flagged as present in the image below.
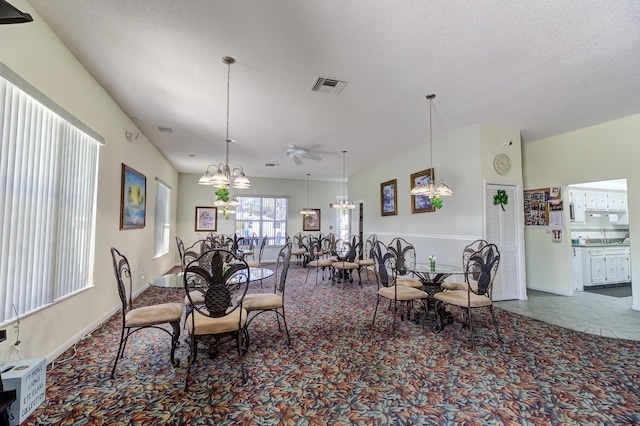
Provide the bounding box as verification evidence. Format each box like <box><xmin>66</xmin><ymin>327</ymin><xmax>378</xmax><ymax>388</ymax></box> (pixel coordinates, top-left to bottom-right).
<box><xmin>153</xmin><ymin>178</ymin><xmax>171</xmax><ymax>258</ymax></box>
<box><xmin>0</xmin><ymin>66</ymin><xmax>103</xmax><ymax>324</ymax></box>
<box><xmin>235</xmin><ymin>196</ymin><xmax>287</xmax><ymax>245</ymax></box>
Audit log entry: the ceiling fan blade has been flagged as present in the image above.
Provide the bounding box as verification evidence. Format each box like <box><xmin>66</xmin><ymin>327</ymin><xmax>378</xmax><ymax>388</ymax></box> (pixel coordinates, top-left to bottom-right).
<box><xmin>302</xmin><ymin>152</ymin><xmax>322</xmax><ymax>161</ymax></box>
<box><xmin>293</xmin><ymin>157</ymin><xmax>303</xmax><ymax>165</ymax></box>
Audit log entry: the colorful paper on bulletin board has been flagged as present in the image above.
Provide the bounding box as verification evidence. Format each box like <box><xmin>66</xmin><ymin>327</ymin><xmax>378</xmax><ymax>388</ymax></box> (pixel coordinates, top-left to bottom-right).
<box><xmin>524</xmin><ymin>186</ymin><xmax>563</xmax><ymax>227</ymax></box>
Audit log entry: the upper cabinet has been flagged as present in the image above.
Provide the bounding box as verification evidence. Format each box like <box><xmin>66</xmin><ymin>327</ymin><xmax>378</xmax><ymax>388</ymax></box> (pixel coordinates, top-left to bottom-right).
<box><xmin>583</xmin><ymin>191</ymin><xmax>627</xmax><ymax>211</ymax></box>
<box><xmin>570</xmin><ymin>190</ymin><xmax>585</xmax><ymax>223</ymax></box>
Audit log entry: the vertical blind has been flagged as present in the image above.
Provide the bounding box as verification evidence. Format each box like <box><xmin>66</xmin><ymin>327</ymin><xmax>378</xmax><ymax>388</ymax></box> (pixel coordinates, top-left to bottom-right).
<box><xmin>153</xmin><ymin>178</ymin><xmax>171</xmax><ymax>258</ymax></box>
<box><xmin>0</xmin><ymin>77</ymin><xmax>101</xmax><ymax>324</ymax></box>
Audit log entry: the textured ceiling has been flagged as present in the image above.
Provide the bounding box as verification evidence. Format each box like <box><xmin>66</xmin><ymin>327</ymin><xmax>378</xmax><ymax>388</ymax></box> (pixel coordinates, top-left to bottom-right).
<box><xmin>25</xmin><ymin>0</ymin><xmax>640</xmax><ymax>181</ymax></box>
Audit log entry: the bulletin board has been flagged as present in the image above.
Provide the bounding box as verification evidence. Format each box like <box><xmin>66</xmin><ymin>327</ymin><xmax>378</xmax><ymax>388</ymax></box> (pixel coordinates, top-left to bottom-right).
<box><xmin>524</xmin><ymin>186</ymin><xmax>563</xmax><ymax>227</ymax></box>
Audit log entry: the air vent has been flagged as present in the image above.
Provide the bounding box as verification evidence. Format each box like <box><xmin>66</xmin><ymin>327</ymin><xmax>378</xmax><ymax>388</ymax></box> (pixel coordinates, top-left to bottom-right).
<box><xmin>265</xmin><ymin>163</ymin><xmax>278</xmax><ymax>167</ymax></box>
<box><xmin>156</xmin><ymin>126</ymin><xmax>174</xmax><ymax>133</ymax></box>
<box><xmin>311</xmin><ymin>76</ymin><xmax>347</xmax><ymax>95</ymax></box>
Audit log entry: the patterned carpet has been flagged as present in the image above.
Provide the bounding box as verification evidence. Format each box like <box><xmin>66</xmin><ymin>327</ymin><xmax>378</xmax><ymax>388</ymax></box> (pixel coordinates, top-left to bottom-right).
<box><xmin>23</xmin><ymin>263</ymin><xmax>640</xmax><ymax>425</ymax></box>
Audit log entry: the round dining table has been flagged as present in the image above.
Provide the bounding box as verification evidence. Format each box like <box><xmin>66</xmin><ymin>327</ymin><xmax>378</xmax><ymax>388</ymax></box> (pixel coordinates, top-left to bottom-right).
<box><xmin>150</xmin><ymin>267</ymin><xmax>274</xmax><ymax>288</ymax></box>
<box><xmin>410</xmin><ymin>263</ymin><xmax>465</xmax><ymax>329</ymax></box>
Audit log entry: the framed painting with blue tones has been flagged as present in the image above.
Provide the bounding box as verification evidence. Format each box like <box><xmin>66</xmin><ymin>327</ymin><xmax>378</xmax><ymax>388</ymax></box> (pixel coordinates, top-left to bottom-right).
<box><xmin>120</xmin><ymin>163</ymin><xmax>146</xmax><ymax>229</ymax></box>
<box><xmin>380</xmin><ymin>179</ymin><xmax>398</xmax><ymax>216</ymax></box>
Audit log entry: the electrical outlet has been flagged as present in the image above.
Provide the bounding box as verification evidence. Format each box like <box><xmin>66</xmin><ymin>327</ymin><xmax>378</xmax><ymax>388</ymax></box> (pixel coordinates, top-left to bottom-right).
<box><xmin>0</xmin><ymin>329</ymin><xmax>6</xmax><ymax>342</ymax></box>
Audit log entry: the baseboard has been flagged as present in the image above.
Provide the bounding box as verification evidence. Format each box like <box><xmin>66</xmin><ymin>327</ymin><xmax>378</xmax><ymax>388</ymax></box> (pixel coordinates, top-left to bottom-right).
<box><xmin>45</xmin><ymin>283</ymin><xmax>151</xmax><ymax>364</ymax></box>
<box><xmin>526</xmin><ymin>285</ymin><xmax>574</xmax><ymax>297</ymax></box>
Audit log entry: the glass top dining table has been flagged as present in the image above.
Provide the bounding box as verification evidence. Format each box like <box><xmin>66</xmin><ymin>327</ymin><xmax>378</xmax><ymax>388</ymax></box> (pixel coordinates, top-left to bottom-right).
<box><xmin>150</xmin><ymin>267</ymin><xmax>274</xmax><ymax>288</ymax></box>
<box><xmin>412</xmin><ymin>263</ymin><xmax>464</xmax><ymax>285</ymax></box>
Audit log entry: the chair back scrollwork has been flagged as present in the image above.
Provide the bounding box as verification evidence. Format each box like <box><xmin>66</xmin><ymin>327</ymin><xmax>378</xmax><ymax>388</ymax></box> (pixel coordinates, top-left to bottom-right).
<box><xmin>466</xmin><ymin>243</ymin><xmax>500</xmax><ymax>297</ymax></box>
<box><xmin>387</xmin><ymin>238</ymin><xmax>416</xmax><ymax>276</ymax></box>
<box><xmin>184</xmin><ymin>249</ymin><xmax>250</xmax><ymax>319</ymax></box>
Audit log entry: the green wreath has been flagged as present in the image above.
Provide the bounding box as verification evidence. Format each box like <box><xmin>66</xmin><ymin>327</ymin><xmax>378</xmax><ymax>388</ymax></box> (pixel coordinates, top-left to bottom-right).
<box><xmin>493</xmin><ymin>189</ymin><xmax>508</xmax><ymax>211</ymax></box>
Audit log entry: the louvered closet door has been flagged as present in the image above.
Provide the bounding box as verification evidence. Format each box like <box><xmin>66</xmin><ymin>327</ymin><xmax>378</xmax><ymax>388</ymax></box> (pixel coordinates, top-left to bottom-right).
<box><xmin>486</xmin><ymin>184</ymin><xmax>521</xmax><ymax>300</ymax></box>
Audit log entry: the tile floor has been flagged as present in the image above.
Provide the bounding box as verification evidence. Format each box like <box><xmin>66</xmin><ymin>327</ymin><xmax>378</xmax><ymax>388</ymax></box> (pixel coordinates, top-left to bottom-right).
<box><xmin>494</xmin><ymin>290</ymin><xmax>640</xmax><ymax>341</ymax></box>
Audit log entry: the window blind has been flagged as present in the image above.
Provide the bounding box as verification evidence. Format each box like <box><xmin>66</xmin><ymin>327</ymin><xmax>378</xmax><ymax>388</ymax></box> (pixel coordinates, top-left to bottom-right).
<box><xmin>0</xmin><ymin>76</ymin><xmax>100</xmax><ymax>324</ymax></box>
<box><xmin>153</xmin><ymin>178</ymin><xmax>171</xmax><ymax>258</ymax></box>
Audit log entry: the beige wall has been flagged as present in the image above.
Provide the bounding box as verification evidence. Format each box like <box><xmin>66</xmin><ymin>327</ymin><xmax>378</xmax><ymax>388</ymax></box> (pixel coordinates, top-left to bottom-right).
<box><xmin>349</xmin><ymin>123</ymin><xmax>523</xmax><ymax>268</ymax></box>
<box><xmin>177</xmin><ymin>174</ymin><xmax>342</xmax><ymax>262</ymax></box>
<box><xmin>522</xmin><ymin>113</ymin><xmax>640</xmax><ymax>310</ymax></box>
<box><xmin>0</xmin><ymin>1</ymin><xmax>178</xmax><ymax>361</ymax></box>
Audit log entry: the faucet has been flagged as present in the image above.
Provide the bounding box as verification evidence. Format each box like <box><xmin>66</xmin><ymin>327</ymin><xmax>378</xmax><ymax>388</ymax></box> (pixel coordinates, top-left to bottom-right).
<box><xmin>602</xmin><ymin>229</ymin><xmax>607</xmax><ymax>243</ymax></box>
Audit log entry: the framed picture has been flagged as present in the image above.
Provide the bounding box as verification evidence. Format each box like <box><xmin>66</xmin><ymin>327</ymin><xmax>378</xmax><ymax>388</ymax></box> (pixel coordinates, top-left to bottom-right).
<box><xmin>195</xmin><ymin>206</ymin><xmax>218</xmax><ymax>232</ymax></box>
<box><xmin>302</xmin><ymin>209</ymin><xmax>321</xmax><ymax>231</ymax></box>
<box><xmin>380</xmin><ymin>179</ymin><xmax>398</xmax><ymax>216</ymax></box>
<box><xmin>120</xmin><ymin>163</ymin><xmax>146</xmax><ymax>230</ymax></box>
<box><xmin>410</xmin><ymin>168</ymin><xmax>435</xmax><ymax>213</ymax></box>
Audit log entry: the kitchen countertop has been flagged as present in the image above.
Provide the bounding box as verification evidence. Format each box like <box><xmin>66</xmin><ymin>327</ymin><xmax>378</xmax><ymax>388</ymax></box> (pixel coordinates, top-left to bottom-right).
<box><xmin>572</xmin><ymin>242</ymin><xmax>630</xmax><ymax>247</ymax></box>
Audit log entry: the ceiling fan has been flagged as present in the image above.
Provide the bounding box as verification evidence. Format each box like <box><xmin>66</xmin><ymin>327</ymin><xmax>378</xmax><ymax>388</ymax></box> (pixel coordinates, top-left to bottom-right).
<box><xmin>267</xmin><ymin>145</ymin><xmax>323</xmax><ymax>165</ymax></box>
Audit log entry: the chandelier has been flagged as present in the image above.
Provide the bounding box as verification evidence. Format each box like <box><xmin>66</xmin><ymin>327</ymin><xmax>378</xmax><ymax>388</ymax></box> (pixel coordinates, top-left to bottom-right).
<box><xmin>198</xmin><ymin>56</ymin><xmax>251</xmax><ymax>190</ymax></box>
<box><xmin>300</xmin><ymin>173</ymin><xmax>317</xmax><ymax>216</ymax></box>
<box><xmin>331</xmin><ymin>151</ymin><xmax>356</xmax><ymax>210</ymax></box>
<box><xmin>410</xmin><ymin>94</ymin><xmax>453</xmax><ymax>197</ymax></box>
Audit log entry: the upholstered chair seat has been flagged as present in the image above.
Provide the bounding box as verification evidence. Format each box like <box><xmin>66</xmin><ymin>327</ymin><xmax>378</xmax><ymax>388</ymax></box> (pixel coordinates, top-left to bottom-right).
<box><xmin>125</xmin><ymin>303</ymin><xmax>183</xmax><ymax>327</ymax></box>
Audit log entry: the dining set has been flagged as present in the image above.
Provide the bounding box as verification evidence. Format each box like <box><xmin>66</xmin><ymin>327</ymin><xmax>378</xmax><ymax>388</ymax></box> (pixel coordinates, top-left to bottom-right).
<box><xmin>109</xmin><ymin>232</ymin><xmax>502</xmax><ymax>391</ymax></box>
<box><xmin>367</xmin><ymin>236</ymin><xmax>502</xmax><ymax>349</ymax></box>
<box><xmin>111</xmin><ymin>234</ymin><xmax>291</xmax><ymax>391</ymax></box>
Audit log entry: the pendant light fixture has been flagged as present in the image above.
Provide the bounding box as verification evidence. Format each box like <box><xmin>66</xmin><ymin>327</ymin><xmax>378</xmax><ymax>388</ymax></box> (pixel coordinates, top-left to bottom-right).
<box><xmin>198</xmin><ymin>56</ymin><xmax>251</xmax><ymax>190</ymax></box>
<box><xmin>331</xmin><ymin>150</ymin><xmax>356</xmax><ymax>210</ymax></box>
<box><xmin>300</xmin><ymin>174</ymin><xmax>317</xmax><ymax>216</ymax></box>
<box><xmin>410</xmin><ymin>94</ymin><xmax>453</xmax><ymax>197</ymax></box>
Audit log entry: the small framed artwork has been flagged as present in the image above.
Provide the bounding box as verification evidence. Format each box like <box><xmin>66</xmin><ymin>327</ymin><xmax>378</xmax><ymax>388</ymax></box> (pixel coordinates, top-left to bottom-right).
<box><xmin>380</xmin><ymin>179</ymin><xmax>398</xmax><ymax>216</ymax></box>
<box><xmin>302</xmin><ymin>209</ymin><xmax>321</xmax><ymax>231</ymax></box>
<box><xmin>120</xmin><ymin>163</ymin><xmax>147</xmax><ymax>230</ymax></box>
<box><xmin>410</xmin><ymin>168</ymin><xmax>435</xmax><ymax>213</ymax></box>
<box><xmin>195</xmin><ymin>206</ymin><xmax>218</xmax><ymax>232</ymax></box>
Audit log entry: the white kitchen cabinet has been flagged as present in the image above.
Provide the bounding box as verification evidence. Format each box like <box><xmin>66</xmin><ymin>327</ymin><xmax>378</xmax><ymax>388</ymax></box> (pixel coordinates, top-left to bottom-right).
<box><xmin>573</xmin><ymin>247</ymin><xmax>584</xmax><ymax>291</ymax></box>
<box><xmin>570</xmin><ymin>190</ymin><xmax>585</xmax><ymax>223</ymax></box>
<box><xmin>596</xmin><ymin>192</ymin><xmax>608</xmax><ymax>210</ymax></box>
<box><xmin>618</xmin><ymin>193</ymin><xmax>628</xmax><ymax>210</ymax></box>
<box><xmin>605</xmin><ymin>257</ymin><xmax>618</xmax><ymax>282</ymax></box>
<box><xmin>608</xmin><ymin>193</ymin><xmax>618</xmax><ymax>210</ymax></box>
<box><xmin>589</xmin><ymin>251</ymin><xmax>605</xmax><ymax>284</ymax></box>
<box><xmin>616</xmin><ymin>256</ymin><xmax>631</xmax><ymax>282</ymax></box>
<box><xmin>585</xmin><ymin>191</ymin><xmax>597</xmax><ymax>209</ymax></box>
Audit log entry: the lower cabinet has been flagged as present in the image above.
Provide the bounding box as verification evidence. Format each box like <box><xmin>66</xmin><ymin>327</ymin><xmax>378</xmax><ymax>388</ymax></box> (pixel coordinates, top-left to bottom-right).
<box><xmin>578</xmin><ymin>246</ymin><xmax>631</xmax><ymax>288</ymax></box>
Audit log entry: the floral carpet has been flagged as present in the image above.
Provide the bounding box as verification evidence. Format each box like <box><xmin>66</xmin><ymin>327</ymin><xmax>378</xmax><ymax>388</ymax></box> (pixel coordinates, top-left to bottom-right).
<box><xmin>23</xmin><ymin>263</ymin><xmax>640</xmax><ymax>425</ymax></box>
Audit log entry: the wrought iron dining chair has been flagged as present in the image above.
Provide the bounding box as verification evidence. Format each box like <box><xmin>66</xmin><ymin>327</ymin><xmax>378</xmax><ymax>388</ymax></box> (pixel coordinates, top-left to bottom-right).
<box><xmin>243</xmin><ymin>242</ymin><xmax>292</xmax><ymax>347</ymax></box>
<box><xmin>441</xmin><ymin>239</ymin><xmax>489</xmax><ymax>292</ymax></box>
<box><xmin>357</xmin><ymin>234</ymin><xmax>377</xmax><ymax>282</ymax></box>
<box><xmin>433</xmin><ymin>243</ymin><xmax>502</xmax><ymax>349</ymax></box>
<box><xmin>305</xmin><ymin>235</ymin><xmax>334</xmax><ymax>285</ymax></box>
<box><xmin>371</xmin><ymin>241</ymin><xmax>429</xmax><ymax>336</ymax></box>
<box><xmin>332</xmin><ymin>235</ymin><xmax>363</xmax><ymax>286</ymax></box>
<box><xmin>110</xmin><ymin>247</ymin><xmax>183</xmax><ymax>378</ymax></box>
<box><xmin>183</xmin><ymin>248</ymin><xmax>251</xmax><ymax>391</ymax></box>
<box><xmin>247</xmin><ymin>236</ymin><xmax>267</xmax><ymax>288</ymax></box>
<box><xmin>387</xmin><ymin>237</ymin><xmax>422</xmax><ymax>288</ymax></box>
<box><xmin>290</xmin><ymin>232</ymin><xmax>307</xmax><ymax>266</ymax></box>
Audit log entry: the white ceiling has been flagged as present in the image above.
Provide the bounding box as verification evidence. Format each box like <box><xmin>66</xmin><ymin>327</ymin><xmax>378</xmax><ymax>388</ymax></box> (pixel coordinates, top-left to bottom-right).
<box><xmin>25</xmin><ymin>0</ymin><xmax>640</xmax><ymax>181</ymax></box>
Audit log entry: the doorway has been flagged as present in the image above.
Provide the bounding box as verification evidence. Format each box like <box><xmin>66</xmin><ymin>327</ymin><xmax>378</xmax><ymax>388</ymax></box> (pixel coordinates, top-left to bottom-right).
<box><xmin>568</xmin><ymin>178</ymin><xmax>631</xmax><ymax>300</ymax></box>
